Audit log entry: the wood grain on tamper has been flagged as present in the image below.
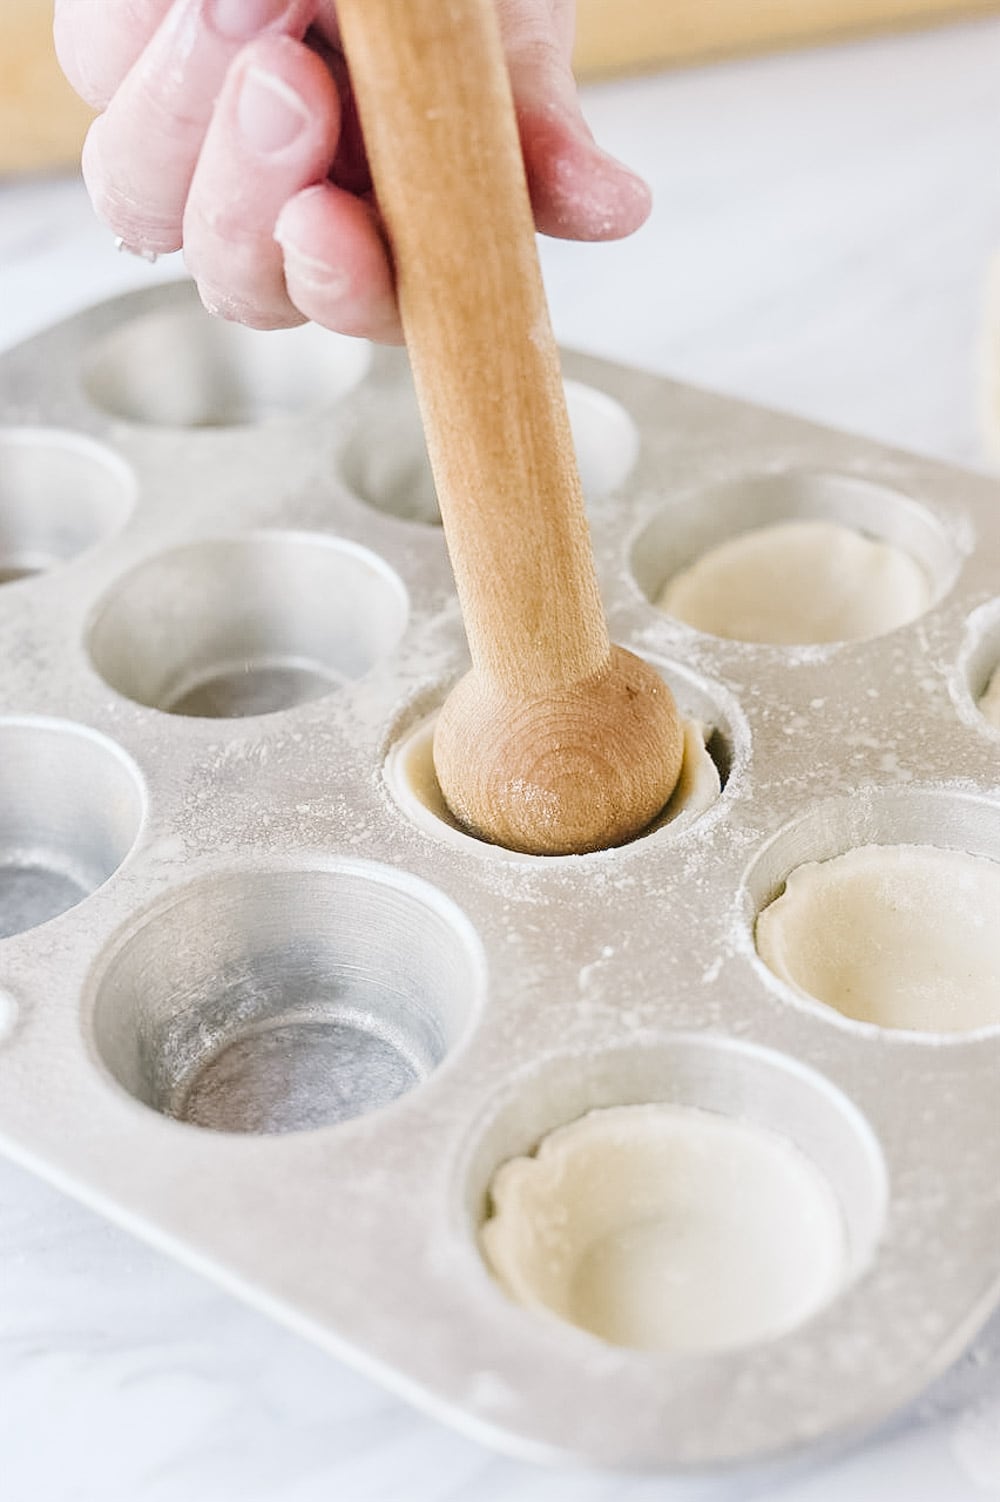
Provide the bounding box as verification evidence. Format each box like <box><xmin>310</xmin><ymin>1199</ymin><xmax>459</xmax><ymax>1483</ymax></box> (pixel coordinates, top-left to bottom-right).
<box><xmin>336</xmin><ymin>0</ymin><xmax>683</xmax><ymax>855</ymax></box>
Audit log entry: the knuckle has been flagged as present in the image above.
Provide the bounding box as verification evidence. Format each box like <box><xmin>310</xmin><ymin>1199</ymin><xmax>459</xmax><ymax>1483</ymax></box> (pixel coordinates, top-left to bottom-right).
<box><xmin>193</xmin><ymin>196</ymin><xmax>258</xmax><ymax>250</ymax></box>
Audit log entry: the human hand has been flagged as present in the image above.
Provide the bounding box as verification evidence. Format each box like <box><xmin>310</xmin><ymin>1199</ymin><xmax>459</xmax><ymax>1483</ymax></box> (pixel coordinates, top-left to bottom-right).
<box><xmin>55</xmin><ymin>0</ymin><xmax>652</xmax><ymax>342</ymax></box>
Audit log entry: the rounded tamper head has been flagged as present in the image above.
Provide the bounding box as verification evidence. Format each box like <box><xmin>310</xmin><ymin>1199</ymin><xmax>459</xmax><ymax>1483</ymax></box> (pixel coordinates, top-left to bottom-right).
<box><xmin>434</xmin><ymin>646</ymin><xmax>684</xmax><ymax>855</ymax></box>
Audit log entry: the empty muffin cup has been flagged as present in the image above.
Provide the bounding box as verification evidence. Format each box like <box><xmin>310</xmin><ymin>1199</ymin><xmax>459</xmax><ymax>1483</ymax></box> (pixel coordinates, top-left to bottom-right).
<box><xmin>82</xmin><ymin>307</ymin><xmax>370</xmax><ymax>427</ymax></box>
<box><xmin>87</xmin><ymin>533</ymin><xmax>408</xmax><ymax>718</ymax></box>
<box><xmin>0</xmin><ymin>720</ymin><xmax>143</xmax><ymax>940</ymax></box>
<box><xmin>89</xmin><ymin>865</ymin><xmax>484</xmax><ymax>1134</ymax></box>
<box><xmin>0</xmin><ymin>430</ymin><xmax>133</xmax><ymax>586</ymax></box>
<box><xmin>339</xmin><ymin>376</ymin><xmax>639</xmax><ymax>523</ymax></box>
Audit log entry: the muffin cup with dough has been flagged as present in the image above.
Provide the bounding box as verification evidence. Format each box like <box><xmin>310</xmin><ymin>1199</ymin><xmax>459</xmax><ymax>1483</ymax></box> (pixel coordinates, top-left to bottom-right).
<box><xmin>385</xmin><ymin>714</ymin><xmax>722</xmax><ymax>857</ymax></box>
<box><xmin>481</xmin><ymin>1102</ymin><xmax>850</xmax><ymax>1354</ymax></box>
<box><xmin>978</xmin><ymin>664</ymin><xmax>1000</xmax><ymax>728</ymax></box>
<box><xmin>657</xmin><ymin>518</ymin><xmax>930</xmax><ymax>646</ymax></box>
<box><xmin>756</xmin><ymin>843</ymin><xmax>1000</xmax><ymax>1034</ymax></box>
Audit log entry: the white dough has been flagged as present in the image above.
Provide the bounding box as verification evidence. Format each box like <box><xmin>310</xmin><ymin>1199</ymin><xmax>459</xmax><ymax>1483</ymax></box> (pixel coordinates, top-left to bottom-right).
<box><xmin>657</xmin><ymin>518</ymin><xmax>930</xmax><ymax>645</ymax></box>
<box><xmin>481</xmin><ymin>1103</ymin><xmax>847</xmax><ymax>1354</ymax></box>
<box><xmin>652</xmin><ymin>717</ymin><xmax>722</xmax><ymax>832</ymax></box>
<box><xmin>979</xmin><ymin>664</ymin><xmax>1000</xmax><ymax>729</ymax></box>
<box><xmin>757</xmin><ymin>843</ymin><xmax>1000</xmax><ymax>1033</ymax></box>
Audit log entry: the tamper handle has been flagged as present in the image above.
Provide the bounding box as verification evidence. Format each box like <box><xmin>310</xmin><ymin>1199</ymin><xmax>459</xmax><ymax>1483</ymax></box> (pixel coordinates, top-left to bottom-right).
<box><xmin>338</xmin><ymin>0</ymin><xmax>682</xmax><ymax>854</ymax></box>
<box><xmin>337</xmin><ymin>0</ymin><xmax>608</xmax><ymax>694</ymax></box>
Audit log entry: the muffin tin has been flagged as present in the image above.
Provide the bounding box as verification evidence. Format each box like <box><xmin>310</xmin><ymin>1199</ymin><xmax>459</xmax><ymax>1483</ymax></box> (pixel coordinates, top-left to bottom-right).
<box><xmin>0</xmin><ymin>279</ymin><xmax>999</xmax><ymax>1470</ymax></box>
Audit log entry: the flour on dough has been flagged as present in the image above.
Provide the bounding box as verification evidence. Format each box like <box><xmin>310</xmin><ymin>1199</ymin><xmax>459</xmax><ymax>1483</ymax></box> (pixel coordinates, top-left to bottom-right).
<box><xmin>481</xmin><ymin>1103</ymin><xmax>847</xmax><ymax>1353</ymax></box>
<box><xmin>657</xmin><ymin>518</ymin><xmax>930</xmax><ymax>645</ymax></box>
<box><xmin>979</xmin><ymin>664</ymin><xmax>1000</xmax><ymax>729</ymax></box>
<box><xmin>756</xmin><ymin>843</ymin><xmax>1000</xmax><ymax>1033</ymax></box>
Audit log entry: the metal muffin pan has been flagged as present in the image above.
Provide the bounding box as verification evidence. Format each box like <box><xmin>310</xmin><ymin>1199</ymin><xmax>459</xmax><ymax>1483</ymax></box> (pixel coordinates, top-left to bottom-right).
<box><xmin>0</xmin><ymin>278</ymin><xmax>999</xmax><ymax>1471</ymax></box>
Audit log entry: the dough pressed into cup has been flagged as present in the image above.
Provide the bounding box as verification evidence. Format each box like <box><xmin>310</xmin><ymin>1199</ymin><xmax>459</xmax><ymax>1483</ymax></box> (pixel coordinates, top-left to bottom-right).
<box><xmin>481</xmin><ymin>1102</ymin><xmax>847</xmax><ymax>1353</ymax></box>
<box><xmin>386</xmin><ymin>714</ymin><xmax>721</xmax><ymax>851</ymax></box>
<box><xmin>979</xmin><ymin>664</ymin><xmax>1000</xmax><ymax>728</ymax></box>
<box><xmin>657</xmin><ymin>518</ymin><xmax>930</xmax><ymax>645</ymax></box>
<box><xmin>756</xmin><ymin>843</ymin><xmax>1000</xmax><ymax>1033</ymax></box>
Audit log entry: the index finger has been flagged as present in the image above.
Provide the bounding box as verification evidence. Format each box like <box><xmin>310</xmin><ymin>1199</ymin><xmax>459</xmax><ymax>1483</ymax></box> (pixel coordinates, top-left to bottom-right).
<box><xmin>81</xmin><ymin>0</ymin><xmax>315</xmax><ymax>255</ymax></box>
<box><xmin>55</xmin><ymin>0</ymin><xmax>173</xmax><ymax>110</ymax></box>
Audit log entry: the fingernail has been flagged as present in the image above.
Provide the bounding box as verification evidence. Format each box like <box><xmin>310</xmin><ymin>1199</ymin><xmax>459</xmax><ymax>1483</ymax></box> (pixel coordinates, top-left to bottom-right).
<box><xmin>273</xmin><ymin>188</ymin><xmax>321</xmax><ymax>248</ymax></box>
<box><xmin>273</xmin><ymin>189</ymin><xmax>341</xmax><ymax>281</ymax></box>
<box><xmin>237</xmin><ymin>66</ymin><xmax>308</xmax><ymax>154</ymax></box>
<box><xmin>274</xmin><ymin>226</ymin><xmax>352</xmax><ymax>298</ymax></box>
<box><xmin>209</xmin><ymin>0</ymin><xmax>291</xmax><ymax>41</ymax></box>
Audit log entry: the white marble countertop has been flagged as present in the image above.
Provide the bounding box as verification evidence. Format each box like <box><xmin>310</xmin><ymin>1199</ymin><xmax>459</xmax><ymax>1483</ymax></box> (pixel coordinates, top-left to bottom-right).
<box><xmin>2</xmin><ymin>16</ymin><xmax>1000</xmax><ymax>1501</ymax></box>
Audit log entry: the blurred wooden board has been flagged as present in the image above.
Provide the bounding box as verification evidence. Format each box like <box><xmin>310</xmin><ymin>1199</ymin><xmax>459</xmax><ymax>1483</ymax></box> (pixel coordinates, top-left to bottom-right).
<box><xmin>0</xmin><ymin>2</ymin><xmax>94</xmax><ymax>175</ymax></box>
<box><xmin>574</xmin><ymin>0</ymin><xmax>1000</xmax><ymax>75</ymax></box>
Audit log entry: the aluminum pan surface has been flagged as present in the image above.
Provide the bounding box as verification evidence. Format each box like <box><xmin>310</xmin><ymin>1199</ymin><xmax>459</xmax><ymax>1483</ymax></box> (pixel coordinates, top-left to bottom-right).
<box><xmin>0</xmin><ymin>281</ymin><xmax>998</xmax><ymax>1469</ymax></box>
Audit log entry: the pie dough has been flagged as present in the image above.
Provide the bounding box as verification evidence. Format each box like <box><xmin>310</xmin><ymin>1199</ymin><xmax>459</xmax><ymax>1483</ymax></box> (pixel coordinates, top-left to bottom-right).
<box><xmin>979</xmin><ymin>665</ymin><xmax>1000</xmax><ymax>729</ymax></box>
<box><xmin>756</xmin><ymin>843</ymin><xmax>1000</xmax><ymax>1033</ymax></box>
<box><xmin>656</xmin><ymin>518</ymin><xmax>930</xmax><ymax>645</ymax></box>
<box><xmin>481</xmin><ymin>1103</ymin><xmax>847</xmax><ymax>1353</ymax></box>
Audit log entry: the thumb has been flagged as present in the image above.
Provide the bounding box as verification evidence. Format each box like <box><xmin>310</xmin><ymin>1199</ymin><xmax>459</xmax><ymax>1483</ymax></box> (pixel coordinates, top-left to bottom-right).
<box><xmin>497</xmin><ymin>0</ymin><xmax>651</xmax><ymax>241</ymax></box>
